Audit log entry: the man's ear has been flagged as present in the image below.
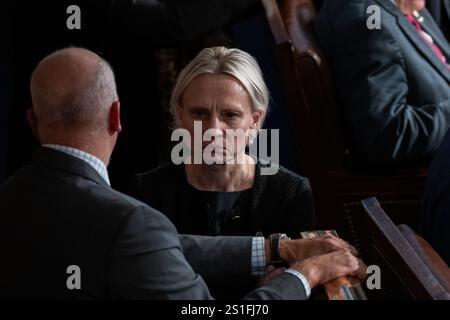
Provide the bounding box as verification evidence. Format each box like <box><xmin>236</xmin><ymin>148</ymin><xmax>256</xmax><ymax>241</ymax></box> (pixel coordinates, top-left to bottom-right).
<box><xmin>26</xmin><ymin>108</ymin><xmax>39</xmax><ymax>140</ymax></box>
<box><xmin>109</xmin><ymin>101</ymin><xmax>122</xmax><ymax>134</ymax></box>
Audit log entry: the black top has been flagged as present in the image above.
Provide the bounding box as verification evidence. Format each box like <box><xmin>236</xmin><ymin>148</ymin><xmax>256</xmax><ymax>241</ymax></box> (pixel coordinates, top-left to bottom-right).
<box><xmin>131</xmin><ymin>160</ymin><xmax>315</xmax><ymax>299</ymax></box>
<box><xmin>131</xmin><ymin>161</ymin><xmax>315</xmax><ymax>239</ymax></box>
<box><xmin>185</xmin><ymin>186</ymin><xmax>252</xmax><ymax>236</ymax></box>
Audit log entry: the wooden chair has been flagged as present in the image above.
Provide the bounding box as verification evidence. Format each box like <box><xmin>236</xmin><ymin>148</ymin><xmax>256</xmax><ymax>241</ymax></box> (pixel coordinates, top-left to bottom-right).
<box><xmin>361</xmin><ymin>198</ymin><xmax>450</xmax><ymax>300</ymax></box>
<box><xmin>261</xmin><ymin>0</ymin><xmax>428</xmax><ymax>250</ymax></box>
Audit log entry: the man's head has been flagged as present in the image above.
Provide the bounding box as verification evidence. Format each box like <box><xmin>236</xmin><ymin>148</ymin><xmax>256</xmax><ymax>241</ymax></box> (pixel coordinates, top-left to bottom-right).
<box><xmin>28</xmin><ymin>47</ymin><xmax>121</xmax><ymax>165</ymax></box>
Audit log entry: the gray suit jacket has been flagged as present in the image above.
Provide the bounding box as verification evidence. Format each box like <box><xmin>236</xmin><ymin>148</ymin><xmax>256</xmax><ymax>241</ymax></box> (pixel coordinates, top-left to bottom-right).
<box><xmin>316</xmin><ymin>0</ymin><xmax>450</xmax><ymax>165</ymax></box>
<box><xmin>427</xmin><ymin>0</ymin><xmax>450</xmax><ymax>43</ymax></box>
<box><xmin>0</xmin><ymin>147</ymin><xmax>306</xmax><ymax>299</ymax></box>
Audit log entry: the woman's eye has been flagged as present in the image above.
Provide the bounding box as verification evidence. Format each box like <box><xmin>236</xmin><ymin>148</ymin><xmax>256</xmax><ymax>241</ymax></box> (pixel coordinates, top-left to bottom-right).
<box><xmin>225</xmin><ymin>112</ymin><xmax>239</xmax><ymax>119</ymax></box>
<box><xmin>192</xmin><ymin>110</ymin><xmax>206</xmax><ymax>118</ymax></box>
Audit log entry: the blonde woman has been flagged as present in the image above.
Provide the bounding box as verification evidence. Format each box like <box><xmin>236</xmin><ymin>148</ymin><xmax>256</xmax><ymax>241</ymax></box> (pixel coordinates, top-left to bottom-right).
<box><xmin>132</xmin><ymin>47</ymin><xmax>315</xmax><ymax>239</ymax></box>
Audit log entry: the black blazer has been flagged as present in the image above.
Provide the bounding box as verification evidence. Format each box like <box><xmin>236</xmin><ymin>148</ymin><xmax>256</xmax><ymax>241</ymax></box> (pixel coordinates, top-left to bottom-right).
<box><xmin>0</xmin><ymin>147</ymin><xmax>307</xmax><ymax>299</ymax></box>
<box><xmin>316</xmin><ymin>0</ymin><xmax>450</xmax><ymax>165</ymax></box>
<box><xmin>131</xmin><ymin>162</ymin><xmax>316</xmax><ymax>239</ymax></box>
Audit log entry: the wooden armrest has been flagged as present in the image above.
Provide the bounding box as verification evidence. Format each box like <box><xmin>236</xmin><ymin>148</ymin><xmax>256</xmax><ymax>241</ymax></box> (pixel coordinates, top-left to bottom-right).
<box><xmin>261</xmin><ymin>0</ymin><xmax>291</xmax><ymax>45</ymax></box>
<box><xmin>398</xmin><ymin>225</ymin><xmax>450</xmax><ymax>294</ymax></box>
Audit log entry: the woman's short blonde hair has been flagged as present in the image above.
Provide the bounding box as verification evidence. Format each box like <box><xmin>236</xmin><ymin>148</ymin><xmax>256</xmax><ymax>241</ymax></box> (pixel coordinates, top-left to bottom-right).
<box><xmin>170</xmin><ymin>46</ymin><xmax>270</xmax><ymax>127</ymax></box>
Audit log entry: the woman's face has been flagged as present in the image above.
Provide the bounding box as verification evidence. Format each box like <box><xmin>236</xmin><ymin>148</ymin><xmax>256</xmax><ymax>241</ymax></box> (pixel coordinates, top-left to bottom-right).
<box><xmin>178</xmin><ymin>73</ymin><xmax>263</xmax><ymax>164</ymax></box>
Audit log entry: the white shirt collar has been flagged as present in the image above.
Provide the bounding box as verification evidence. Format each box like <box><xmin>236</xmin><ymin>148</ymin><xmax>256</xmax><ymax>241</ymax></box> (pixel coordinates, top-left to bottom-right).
<box><xmin>42</xmin><ymin>144</ymin><xmax>110</xmax><ymax>186</ymax></box>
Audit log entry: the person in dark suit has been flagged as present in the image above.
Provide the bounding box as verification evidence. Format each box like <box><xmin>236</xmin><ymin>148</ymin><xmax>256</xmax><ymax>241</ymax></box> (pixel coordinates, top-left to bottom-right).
<box><xmin>422</xmin><ymin>127</ymin><xmax>450</xmax><ymax>267</ymax></box>
<box><xmin>0</xmin><ymin>47</ymin><xmax>365</xmax><ymax>299</ymax></box>
<box><xmin>131</xmin><ymin>47</ymin><xmax>315</xmax><ymax>240</ymax></box>
<box><xmin>316</xmin><ymin>0</ymin><xmax>450</xmax><ymax>166</ymax></box>
<box><xmin>427</xmin><ymin>0</ymin><xmax>450</xmax><ymax>43</ymax></box>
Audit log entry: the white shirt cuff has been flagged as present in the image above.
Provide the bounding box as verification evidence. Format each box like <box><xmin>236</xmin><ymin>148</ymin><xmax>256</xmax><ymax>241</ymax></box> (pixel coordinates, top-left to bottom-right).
<box><xmin>285</xmin><ymin>268</ymin><xmax>311</xmax><ymax>298</ymax></box>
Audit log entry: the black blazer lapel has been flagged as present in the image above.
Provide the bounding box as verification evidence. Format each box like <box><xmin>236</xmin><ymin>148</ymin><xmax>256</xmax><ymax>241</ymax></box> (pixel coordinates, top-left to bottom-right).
<box><xmin>421</xmin><ymin>9</ymin><xmax>450</xmax><ymax>59</ymax></box>
<box><xmin>31</xmin><ymin>146</ymin><xmax>110</xmax><ymax>188</ymax></box>
<box><xmin>399</xmin><ymin>16</ymin><xmax>450</xmax><ymax>80</ymax></box>
<box><xmin>444</xmin><ymin>0</ymin><xmax>450</xmax><ymax>24</ymax></box>
<box><xmin>375</xmin><ymin>0</ymin><xmax>450</xmax><ymax>84</ymax></box>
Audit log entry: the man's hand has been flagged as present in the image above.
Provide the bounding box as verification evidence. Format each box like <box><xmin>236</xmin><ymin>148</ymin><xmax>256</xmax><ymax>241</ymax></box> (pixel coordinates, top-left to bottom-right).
<box><xmin>317</xmin><ymin>234</ymin><xmax>358</xmax><ymax>256</ymax></box>
<box><xmin>278</xmin><ymin>234</ymin><xmax>358</xmax><ymax>265</ymax></box>
<box><xmin>291</xmin><ymin>250</ymin><xmax>367</xmax><ymax>289</ymax></box>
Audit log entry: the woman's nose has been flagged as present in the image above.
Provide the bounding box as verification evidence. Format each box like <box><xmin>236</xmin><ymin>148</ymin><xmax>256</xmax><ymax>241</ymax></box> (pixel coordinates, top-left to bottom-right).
<box><xmin>205</xmin><ymin>116</ymin><xmax>223</xmax><ymax>131</ymax></box>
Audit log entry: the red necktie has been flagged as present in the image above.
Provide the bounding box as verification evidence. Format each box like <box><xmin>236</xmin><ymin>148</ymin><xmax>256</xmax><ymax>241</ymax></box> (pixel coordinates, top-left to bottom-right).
<box><xmin>406</xmin><ymin>14</ymin><xmax>450</xmax><ymax>68</ymax></box>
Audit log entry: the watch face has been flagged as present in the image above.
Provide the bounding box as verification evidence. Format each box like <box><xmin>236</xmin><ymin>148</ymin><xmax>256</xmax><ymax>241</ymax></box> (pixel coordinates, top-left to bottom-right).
<box><xmin>270</xmin><ymin>233</ymin><xmax>288</xmax><ymax>268</ymax></box>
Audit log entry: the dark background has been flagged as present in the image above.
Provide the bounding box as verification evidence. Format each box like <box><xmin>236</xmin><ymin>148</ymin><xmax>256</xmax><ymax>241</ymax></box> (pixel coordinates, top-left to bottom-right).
<box><xmin>2</xmin><ymin>1</ymin><xmax>299</xmax><ymax>191</ymax></box>
<box><xmin>1</xmin><ymin>2</ymin><xmax>12</xmax><ymax>184</ymax></box>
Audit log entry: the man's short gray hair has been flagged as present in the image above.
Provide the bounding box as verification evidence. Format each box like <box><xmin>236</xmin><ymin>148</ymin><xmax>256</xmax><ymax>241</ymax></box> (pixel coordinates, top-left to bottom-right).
<box><xmin>30</xmin><ymin>48</ymin><xmax>118</xmax><ymax>131</ymax></box>
<box><xmin>170</xmin><ymin>47</ymin><xmax>270</xmax><ymax>127</ymax></box>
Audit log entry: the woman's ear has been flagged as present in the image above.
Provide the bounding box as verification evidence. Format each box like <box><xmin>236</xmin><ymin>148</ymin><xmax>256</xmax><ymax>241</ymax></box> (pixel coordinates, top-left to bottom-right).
<box><xmin>252</xmin><ymin>110</ymin><xmax>264</xmax><ymax>129</ymax></box>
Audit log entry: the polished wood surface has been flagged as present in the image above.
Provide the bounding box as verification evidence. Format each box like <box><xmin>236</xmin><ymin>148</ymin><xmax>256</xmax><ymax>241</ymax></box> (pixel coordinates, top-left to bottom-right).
<box><xmin>300</xmin><ymin>230</ymin><xmax>367</xmax><ymax>300</ymax></box>
<box><xmin>361</xmin><ymin>198</ymin><xmax>450</xmax><ymax>300</ymax></box>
